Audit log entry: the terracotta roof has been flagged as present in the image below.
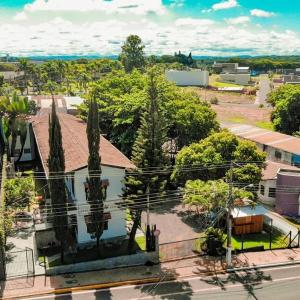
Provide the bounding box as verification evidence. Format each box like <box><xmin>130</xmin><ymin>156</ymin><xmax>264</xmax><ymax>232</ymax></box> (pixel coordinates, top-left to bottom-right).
<box><xmin>262</xmin><ymin>160</ymin><xmax>299</xmax><ymax>180</ymax></box>
<box><xmin>226</xmin><ymin>124</ymin><xmax>300</xmax><ymax>155</ymax></box>
<box><xmin>31</xmin><ymin>113</ymin><xmax>135</xmax><ymax>175</ymax></box>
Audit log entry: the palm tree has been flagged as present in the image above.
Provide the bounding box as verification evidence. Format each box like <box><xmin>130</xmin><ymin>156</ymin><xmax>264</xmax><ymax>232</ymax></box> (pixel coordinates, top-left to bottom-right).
<box><xmin>18</xmin><ymin>58</ymin><xmax>31</xmax><ymax>95</ymax></box>
<box><xmin>0</xmin><ymin>92</ymin><xmax>30</xmax><ymax>158</ymax></box>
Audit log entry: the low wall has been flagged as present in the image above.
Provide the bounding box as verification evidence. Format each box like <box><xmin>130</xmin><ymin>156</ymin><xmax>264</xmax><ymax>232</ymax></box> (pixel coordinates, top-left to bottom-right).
<box><xmin>46</xmin><ymin>250</ymin><xmax>159</xmax><ymax>276</ymax></box>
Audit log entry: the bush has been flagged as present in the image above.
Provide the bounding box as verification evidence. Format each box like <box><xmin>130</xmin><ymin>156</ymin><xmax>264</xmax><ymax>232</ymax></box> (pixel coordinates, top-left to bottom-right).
<box><xmin>259</xmin><ymin>103</ymin><xmax>264</xmax><ymax>108</ymax></box>
<box><xmin>210</xmin><ymin>97</ymin><xmax>219</xmax><ymax>105</ymax></box>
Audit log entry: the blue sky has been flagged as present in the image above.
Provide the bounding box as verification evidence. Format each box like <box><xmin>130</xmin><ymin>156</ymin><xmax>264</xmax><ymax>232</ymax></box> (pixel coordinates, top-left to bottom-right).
<box><xmin>0</xmin><ymin>0</ymin><xmax>300</xmax><ymax>56</ymax></box>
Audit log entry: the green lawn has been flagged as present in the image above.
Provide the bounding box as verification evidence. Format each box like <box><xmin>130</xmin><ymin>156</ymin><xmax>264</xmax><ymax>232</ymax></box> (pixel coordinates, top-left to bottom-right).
<box><xmin>231</xmin><ymin>231</ymin><xmax>287</xmax><ymax>250</ymax></box>
<box><xmin>135</xmin><ymin>235</ymin><xmax>146</xmax><ymax>251</ymax></box>
<box><xmin>254</xmin><ymin>121</ymin><xmax>274</xmax><ymax>131</ymax></box>
<box><xmin>209</xmin><ymin>74</ymin><xmax>244</xmax><ymax>88</ymax></box>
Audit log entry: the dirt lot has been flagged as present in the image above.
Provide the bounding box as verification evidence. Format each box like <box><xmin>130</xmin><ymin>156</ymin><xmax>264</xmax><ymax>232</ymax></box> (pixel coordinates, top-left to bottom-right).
<box><xmin>187</xmin><ymin>87</ymin><xmax>255</xmax><ymax>104</ymax></box>
<box><xmin>213</xmin><ymin>103</ymin><xmax>273</xmax><ymax>128</ymax></box>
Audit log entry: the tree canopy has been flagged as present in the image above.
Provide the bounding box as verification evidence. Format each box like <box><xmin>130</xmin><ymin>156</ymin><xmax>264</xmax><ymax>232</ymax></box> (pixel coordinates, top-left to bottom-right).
<box><xmin>268</xmin><ymin>84</ymin><xmax>300</xmax><ymax>135</ymax></box>
<box><xmin>120</xmin><ymin>35</ymin><xmax>146</xmax><ymax>73</ymax></box>
<box><xmin>172</xmin><ymin>130</ymin><xmax>266</xmax><ymax>186</ymax></box>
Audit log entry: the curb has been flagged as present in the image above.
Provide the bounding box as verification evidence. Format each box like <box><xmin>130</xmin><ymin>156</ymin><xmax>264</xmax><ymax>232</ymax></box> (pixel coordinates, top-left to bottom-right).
<box><xmin>1</xmin><ymin>276</ymin><xmax>167</xmax><ymax>300</ymax></box>
<box><xmin>226</xmin><ymin>259</ymin><xmax>300</xmax><ymax>273</ymax></box>
<box><xmin>3</xmin><ymin>259</ymin><xmax>300</xmax><ymax>299</ymax></box>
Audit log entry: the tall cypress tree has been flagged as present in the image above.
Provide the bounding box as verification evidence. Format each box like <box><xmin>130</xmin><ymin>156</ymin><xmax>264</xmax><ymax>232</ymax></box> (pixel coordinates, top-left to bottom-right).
<box><xmin>48</xmin><ymin>100</ymin><xmax>69</xmax><ymax>264</ymax></box>
<box><xmin>86</xmin><ymin>96</ymin><xmax>104</xmax><ymax>251</ymax></box>
<box><xmin>124</xmin><ymin>67</ymin><xmax>169</xmax><ymax>251</ymax></box>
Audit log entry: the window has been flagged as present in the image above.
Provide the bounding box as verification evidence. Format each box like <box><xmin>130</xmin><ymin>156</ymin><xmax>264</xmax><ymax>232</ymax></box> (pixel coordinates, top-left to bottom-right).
<box><xmin>260</xmin><ymin>185</ymin><xmax>265</xmax><ymax>196</ymax></box>
<box><xmin>275</xmin><ymin>150</ymin><xmax>282</xmax><ymax>160</ymax></box>
<box><xmin>268</xmin><ymin>188</ymin><xmax>276</xmax><ymax>198</ymax></box>
<box><xmin>104</xmin><ymin>221</ymin><xmax>108</xmax><ymax>230</ymax></box>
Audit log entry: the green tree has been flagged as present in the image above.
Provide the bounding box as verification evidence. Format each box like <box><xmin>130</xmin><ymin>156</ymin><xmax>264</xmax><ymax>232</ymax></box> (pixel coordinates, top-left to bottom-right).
<box><xmin>183</xmin><ymin>179</ymin><xmax>253</xmax><ymax>213</ymax></box>
<box><xmin>0</xmin><ymin>92</ymin><xmax>31</xmax><ymax>158</ymax></box>
<box><xmin>120</xmin><ymin>35</ymin><xmax>146</xmax><ymax>73</ymax></box>
<box><xmin>86</xmin><ymin>96</ymin><xmax>104</xmax><ymax>251</ymax></box>
<box><xmin>18</xmin><ymin>58</ymin><xmax>32</xmax><ymax>95</ymax></box>
<box><xmin>47</xmin><ymin>100</ymin><xmax>69</xmax><ymax>264</ymax></box>
<box><xmin>4</xmin><ymin>175</ymin><xmax>34</xmax><ymax>210</ymax></box>
<box><xmin>172</xmin><ymin>130</ymin><xmax>266</xmax><ymax>186</ymax></box>
<box><xmin>268</xmin><ymin>85</ymin><xmax>300</xmax><ymax>135</ymax></box>
<box><xmin>124</xmin><ymin>67</ymin><xmax>169</xmax><ymax>251</ymax></box>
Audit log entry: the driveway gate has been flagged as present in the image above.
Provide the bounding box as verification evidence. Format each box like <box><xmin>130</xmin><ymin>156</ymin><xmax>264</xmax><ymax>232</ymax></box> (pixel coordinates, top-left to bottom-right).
<box><xmin>5</xmin><ymin>247</ymin><xmax>35</xmax><ymax>278</ymax></box>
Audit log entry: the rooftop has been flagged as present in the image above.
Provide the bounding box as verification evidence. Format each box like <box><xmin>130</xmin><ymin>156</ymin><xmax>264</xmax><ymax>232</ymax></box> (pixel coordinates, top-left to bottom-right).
<box><xmin>31</xmin><ymin>113</ymin><xmax>135</xmax><ymax>175</ymax></box>
<box><xmin>262</xmin><ymin>161</ymin><xmax>299</xmax><ymax>180</ymax></box>
<box><xmin>29</xmin><ymin>95</ymin><xmax>84</xmax><ymax>114</ymax></box>
<box><xmin>226</xmin><ymin>124</ymin><xmax>300</xmax><ymax>156</ymax></box>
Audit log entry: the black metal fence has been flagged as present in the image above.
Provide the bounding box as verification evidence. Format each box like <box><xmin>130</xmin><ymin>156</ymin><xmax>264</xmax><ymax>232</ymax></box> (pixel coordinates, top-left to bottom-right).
<box><xmin>5</xmin><ymin>247</ymin><xmax>35</xmax><ymax>278</ymax></box>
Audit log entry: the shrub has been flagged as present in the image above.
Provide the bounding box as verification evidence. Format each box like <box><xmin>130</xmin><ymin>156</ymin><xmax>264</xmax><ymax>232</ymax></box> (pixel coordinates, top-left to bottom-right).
<box><xmin>210</xmin><ymin>97</ymin><xmax>219</xmax><ymax>105</ymax></box>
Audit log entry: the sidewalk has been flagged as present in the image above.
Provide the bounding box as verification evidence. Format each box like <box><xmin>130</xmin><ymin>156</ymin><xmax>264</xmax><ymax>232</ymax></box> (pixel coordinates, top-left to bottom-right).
<box><xmin>1</xmin><ymin>248</ymin><xmax>300</xmax><ymax>299</ymax></box>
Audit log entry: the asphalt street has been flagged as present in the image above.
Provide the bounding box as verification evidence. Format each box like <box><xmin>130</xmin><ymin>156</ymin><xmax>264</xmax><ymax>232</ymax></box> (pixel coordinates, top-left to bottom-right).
<box><xmin>25</xmin><ymin>264</ymin><xmax>300</xmax><ymax>300</ymax></box>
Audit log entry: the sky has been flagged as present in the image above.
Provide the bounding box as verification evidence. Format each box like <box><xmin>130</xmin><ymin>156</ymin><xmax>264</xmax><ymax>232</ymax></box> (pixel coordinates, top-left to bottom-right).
<box><xmin>0</xmin><ymin>0</ymin><xmax>300</xmax><ymax>57</ymax></box>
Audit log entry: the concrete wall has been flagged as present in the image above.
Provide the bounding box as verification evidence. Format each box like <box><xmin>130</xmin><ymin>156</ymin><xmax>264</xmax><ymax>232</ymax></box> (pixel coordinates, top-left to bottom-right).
<box><xmin>74</xmin><ymin>166</ymin><xmax>127</xmax><ymax>244</ymax></box>
<box><xmin>46</xmin><ymin>250</ymin><xmax>159</xmax><ymax>276</ymax></box>
<box><xmin>219</xmin><ymin>73</ymin><xmax>251</xmax><ymax>85</ymax></box>
<box><xmin>258</xmin><ymin>179</ymin><xmax>276</xmax><ymax>206</ymax></box>
<box><xmin>276</xmin><ymin>170</ymin><xmax>300</xmax><ymax>216</ymax></box>
<box><xmin>165</xmin><ymin>70</ymin><xmax>209</xmax><ymax>86</ymax></box>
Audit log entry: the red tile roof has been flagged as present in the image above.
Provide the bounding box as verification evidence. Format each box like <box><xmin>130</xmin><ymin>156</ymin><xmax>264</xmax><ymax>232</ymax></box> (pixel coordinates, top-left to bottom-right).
<box><xmin>31</xmin><ymin>113</ymin><xmax>135</xmax><ymax>175</ymax></box>
<box><xmin>262</xmin><ymin>160</ymin><xmax>299</xmax><ymax>180</ymax></box>
<box><xmin>227</xmin><ymin>124</ymin><xmax>300</xmax><ymax>155</ymax></box>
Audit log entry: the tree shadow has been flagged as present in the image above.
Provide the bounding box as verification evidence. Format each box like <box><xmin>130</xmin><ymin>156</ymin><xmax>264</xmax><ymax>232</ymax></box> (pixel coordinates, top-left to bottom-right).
<box><xmin>134</xmin><ymin>268</ymin><xmax>193</xmax><ymax>300</ymax></box>
<box><xmin>201</xmin><ymin>267</ymin><xmax>272</xmax><ymax>300</ymax></box>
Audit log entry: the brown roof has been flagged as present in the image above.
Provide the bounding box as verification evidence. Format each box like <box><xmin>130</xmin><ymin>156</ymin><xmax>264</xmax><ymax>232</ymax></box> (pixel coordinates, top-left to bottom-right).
<box><xmin>227</xmin><ymin>124</ymin><xmax>300</xmax><ymax>155</ymax></box>
<box><xmin>31</xmin><ymin>113</ymin><xmax>135</xmax><ymax>175</ymax></box>
<box><xmin>262</xmin><ymin>161</ymin><xmax>299</xmax><ymax>180</ymax></box>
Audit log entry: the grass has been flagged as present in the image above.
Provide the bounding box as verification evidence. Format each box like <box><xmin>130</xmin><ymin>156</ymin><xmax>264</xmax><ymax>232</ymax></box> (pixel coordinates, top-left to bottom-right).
<box><xmin>209</xmin><ymin>74</ymin><xmax>245</xmax><ymax>88</ymax></box>
<box><xmin>231</xmin><ymin>231</ymin><xmax>287</xmax><ymax>251</ymax></box>
<box><xmin>135</xmin><ymin>235</ymin><xmax>146</xmax><ymax>251</ymax></box>
<box><xmin>227</xmin><ymin>116</ymin><xmax>248</xmax><ymax>124</ymax></box>
<box><xmin>283</xmin><ymin>216</ymin><xmax>300</xmax><ymax>229</ymax></box>
<box><xmin>254</xmin><ymin>121</ymin><xmax>274</xmax><ymax>131</ymax></box>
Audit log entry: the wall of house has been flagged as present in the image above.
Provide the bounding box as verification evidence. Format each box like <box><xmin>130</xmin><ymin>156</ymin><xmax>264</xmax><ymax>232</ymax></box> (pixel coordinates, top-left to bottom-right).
<box><xmin>219</xmin><ymin>73</ymin><xmax>251</xmax><ymax>85</ymax></box>
<box><xmin>258</xmin><ymin>179</ymin><xmax>276</xmax><ymax>206</ymax></box>
<box><xmin>14</xmin><ymin>123</ymin><xmax>35</xmax><ymax>162</ymax></box>
<box><xmin>276</xmin><ymin>170</ymin><xmax>300</xmax><ymax>216</ymax></box>
<box><xmin>73</xmin><ymin>166</ymin><xmax>127</xmax><ymax>245</ymax></box>
<box><xmin>165</xmin><ymin>70</ymin><xmax>209</xmax><ymax>86</ymax></box>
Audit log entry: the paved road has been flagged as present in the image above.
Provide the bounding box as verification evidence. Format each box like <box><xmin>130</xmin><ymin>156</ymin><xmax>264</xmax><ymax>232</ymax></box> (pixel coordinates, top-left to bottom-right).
<box><xmin>26</xmin><ymin>264</ymin><xmax>300</xmax><ymax>300</ymax></box>
<box><xmin>255</xmin><ymin>76</ymin><xmax>271</xmax><ymax>107</ymax></box>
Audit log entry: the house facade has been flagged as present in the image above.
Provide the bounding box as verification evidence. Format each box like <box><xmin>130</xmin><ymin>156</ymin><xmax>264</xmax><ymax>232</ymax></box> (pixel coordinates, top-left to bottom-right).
<box><xmin>32</xmin><ymin>113</ymin><xmax>135</xmax><ymax>247</ymax></box>
<box><xmin>276</xmin><ymin>169</ymin><xmax>300</xmax><ymax>216</ymax></box>
<box><xmin>165</xmin><ymin>69</ymin><xmax>209</xmax><ymax>86</ymax></box>
<box><xmin>226</xmin><ymin>124</ymin><xmax>300</xmax><ymax>166</ymax></box>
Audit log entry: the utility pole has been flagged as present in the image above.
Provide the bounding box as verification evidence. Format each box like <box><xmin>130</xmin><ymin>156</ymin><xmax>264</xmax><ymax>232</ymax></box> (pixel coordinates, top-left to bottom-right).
<box><xmin>146</xmin><ymin>184</ymin><xmax>150</xmax><ymax>228</ymax></box>
<box><xmin>226</xmin><ymin>161</ymin><xmax>233</xmax><ymax>269</ymax></box>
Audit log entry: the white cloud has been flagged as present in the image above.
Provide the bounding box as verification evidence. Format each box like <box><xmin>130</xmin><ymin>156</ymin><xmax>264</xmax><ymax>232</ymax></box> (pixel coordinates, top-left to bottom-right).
<box><xmin>251</xmin><ymin>9</ymin><xmax>275</xmax><ymax>18</ymax></box>
<box><xmin>1</xmin><ymin>0</ymin><xmax>300</xmax><ymax>57</ymax></box>
<box><xmin>13</xmin><ymin>12</ymin><xmax>28</xmax><ymax>21</ymax></box>
<box><xmin>170</xmin><ymin>0</ymin><xmax>185</xmax><ymax>8</ymax></box>
<box><xmin>212</xmin><ymin>0</ymin><xmax>238</xmax><ymax>11</ymax></box>
<box><xmin>175</xmin><ymin>18</ymin><xmax>215</xmax><ymax>27</ymax></box>
<box><xmin>24</xmin><ymin>0</ymin><xmax>166</xmax><ymax>15</ymax></box>
<box><xmin>227</xmin><ymin>16</ymin><xmax>250</xmax><ymax>25</ymax></box>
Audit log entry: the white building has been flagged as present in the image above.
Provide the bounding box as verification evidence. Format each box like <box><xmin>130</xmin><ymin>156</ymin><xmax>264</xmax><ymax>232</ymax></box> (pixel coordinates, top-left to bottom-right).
<box><xmin>32</xmin><ymin>113</ymin><xmax>135</xmax><ymax>247</ymax></box>
<box><xmin>219</xmin><ymin>73</ymin><xmax>251</xmax><ymax>86</ymax></box>
<box><xmin>165</xmin><ymin>69</ymin><xmax>209</xmax><ymax>86</ymax></box>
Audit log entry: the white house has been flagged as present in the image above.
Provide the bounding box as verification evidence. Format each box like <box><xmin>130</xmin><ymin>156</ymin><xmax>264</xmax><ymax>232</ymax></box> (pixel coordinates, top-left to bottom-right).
<box><xmin>165</xmin><ymin>69</ymin><xmax>209</xmax><ymax>86</ymax></box>
<box><xmin>32</xmin><ymin>113</ymin><xmax>135</xmax><ymax>247</ymax></box>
